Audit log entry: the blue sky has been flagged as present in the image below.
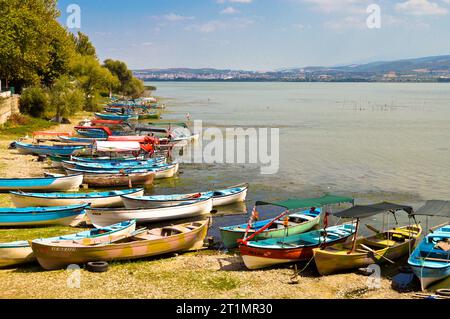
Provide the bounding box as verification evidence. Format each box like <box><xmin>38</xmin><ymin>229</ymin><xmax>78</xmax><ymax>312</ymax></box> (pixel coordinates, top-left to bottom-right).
<box><xmin>57</xmin><ymin>0</ymin><xmax>450</xmax><ymax>70</ymax></box>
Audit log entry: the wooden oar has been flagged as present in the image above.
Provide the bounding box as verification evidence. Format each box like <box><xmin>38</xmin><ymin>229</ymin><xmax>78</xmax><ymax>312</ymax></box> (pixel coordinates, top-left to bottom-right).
<box><xmin>365</xmin><ymin>224</ymin><xmax>381</xmax><ymax>234</ymax></box>
<box><xmin>429</xmin><ymin>221</ymin><xmax>450</xmax><ymax>233</ymax></box>
<box><xmin>359</xmin><ymin>243</ymin><xmax>395</xmax><ymax>264</ymax></box>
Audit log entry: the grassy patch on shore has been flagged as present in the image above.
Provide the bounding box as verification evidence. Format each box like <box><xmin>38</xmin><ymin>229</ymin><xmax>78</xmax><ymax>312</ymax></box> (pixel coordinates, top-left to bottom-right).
<box><xmin>0</xmin><ymin>226</ymin><xmax>90</xmax><ymax>243</ymax></box>
<box><xmin>0</xmin><ymin>114</ymin><xmax>56</xmax><ymax>138</ymax></box>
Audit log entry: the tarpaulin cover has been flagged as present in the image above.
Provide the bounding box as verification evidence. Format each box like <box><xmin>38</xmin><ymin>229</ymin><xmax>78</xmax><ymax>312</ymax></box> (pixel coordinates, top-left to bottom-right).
<box><xmin>333</xmin><ymin>202</ymin><xmax>413</xmax><ymax>219</ymax></box>
<box><xmin>415</xmin><ymin>200</ymin><xmax>450</xmax><ymax>217</ymax></box>
<box><xmin>255</xmin><ymin>194</ymin><xmax>354</xmax><ymax>210</ymax></box>
<box><xmin>95</xmin><ymin>141</ymin><xmax>141</xmax><ymax>152</ymax></box>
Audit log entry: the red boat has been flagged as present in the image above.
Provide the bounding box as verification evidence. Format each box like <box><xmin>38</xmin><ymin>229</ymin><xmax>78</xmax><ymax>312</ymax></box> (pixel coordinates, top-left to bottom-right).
<box><xmin>90</xmin><ymin>119</ymin><xmax>124</xmax><ymax>126</ymax></box>
<box><xmin>238</xmin><ymin>223</ymin><xmax>356</xmax><ymax>270</ymax></box>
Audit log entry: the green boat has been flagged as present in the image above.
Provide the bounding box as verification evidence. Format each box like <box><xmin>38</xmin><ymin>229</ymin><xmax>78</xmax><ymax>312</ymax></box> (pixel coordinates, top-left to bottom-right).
<box><xmin>219</xmin><ymin>195</ymin><xmax>354</xmax><ymax>249</ymax></box>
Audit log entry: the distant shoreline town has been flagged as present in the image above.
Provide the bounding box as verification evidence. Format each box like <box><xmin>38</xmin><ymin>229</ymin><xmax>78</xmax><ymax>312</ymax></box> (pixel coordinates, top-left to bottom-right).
<box><xmin>134</xmin><ymin>55</ymin><xmax>450</xmax><ymax>83</ymax></box>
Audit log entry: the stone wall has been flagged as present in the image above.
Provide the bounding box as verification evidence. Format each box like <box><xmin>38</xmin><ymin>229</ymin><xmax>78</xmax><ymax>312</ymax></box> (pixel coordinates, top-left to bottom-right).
<box><xmin>0</xmin><ymin>95</ymin><xmax>20</xmax><ymax>124</ymax></box>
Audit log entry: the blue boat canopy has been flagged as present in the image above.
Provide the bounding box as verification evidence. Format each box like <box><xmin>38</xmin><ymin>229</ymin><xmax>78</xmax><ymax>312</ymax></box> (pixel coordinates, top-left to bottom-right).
<box><xmin>415</xmin><ymin>200</ymin><xmax>450</xmax><ymax>217</ymax></box>
<box><xmin>255</xmin><ymin>194</ymin><xmax>354</xmax><ymax>210</ymax></box>
<box><xmin>333</xmin><ymin>202</ymin><xmax>413</xmax><ymax>219</ymax></box>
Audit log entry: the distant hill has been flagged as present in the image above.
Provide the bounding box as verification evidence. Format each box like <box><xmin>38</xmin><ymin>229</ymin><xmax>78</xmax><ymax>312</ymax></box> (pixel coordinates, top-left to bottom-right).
<box><xmin>134</xmin><ymin>55</ymin><xmax>450</xmax><ymax>82</ymax></box>
<box><xmin>294</xmin><ymin>55</ymin><xmax>450</xmax><ymax>74</ymax></box>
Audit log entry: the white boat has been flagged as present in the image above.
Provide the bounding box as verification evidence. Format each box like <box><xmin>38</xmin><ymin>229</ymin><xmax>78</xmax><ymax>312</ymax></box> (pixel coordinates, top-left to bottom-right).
<box><xmin>86</xmin><ymin>196</ymin><xmax>214</xmax><ymax>227</ymax></box>
<box><xmin>10</xmin><ymin>188</ymin><xmax>144</xmax><ymax>208</ymax></box>
<box><xmin>121</xmin><ymin>183</ymin><xmax>248</xmax><ymax>208</ymax></box>
<box><xmin>154</xmin><ymin>162</ymin><xmax>179</xmax><ymax>179</ymax></box>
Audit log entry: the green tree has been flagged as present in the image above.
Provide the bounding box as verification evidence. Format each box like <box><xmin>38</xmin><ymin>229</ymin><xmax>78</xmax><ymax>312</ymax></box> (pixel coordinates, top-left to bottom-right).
<box><xmin>71</xmin><ymin>32</ymin><xmax>97</xmax><ymax>57</ymax></box>
<box><xmin>0</xmin><ymin>0</ymin><xmax>75</xmax><ymax>91</ymax></box>
<box><xmin>19</xmin><ymin>86</ymin><xmax>49</xmax><ymax>118</ymax></box>
<box><xmin>48</xmin><ymin>76</ymin><xmax>84</xmax><ymax>122</ymax></box>
<box><xmin>71</xmin><ymin>55</ymin><xmax>119</xmax><ymax>110</ymax></box>
<box><xmin>103</xmin><ymin>59</ymin><xmax>144</xmax><ymax>98</ymax></box>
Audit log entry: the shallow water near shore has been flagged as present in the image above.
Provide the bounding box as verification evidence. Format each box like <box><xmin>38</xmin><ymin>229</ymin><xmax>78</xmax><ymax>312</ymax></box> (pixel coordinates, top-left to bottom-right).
<box><xmin>146</xmin><ymin>82</ymin><xmax>450</xmax><ymax>244</ymax></box>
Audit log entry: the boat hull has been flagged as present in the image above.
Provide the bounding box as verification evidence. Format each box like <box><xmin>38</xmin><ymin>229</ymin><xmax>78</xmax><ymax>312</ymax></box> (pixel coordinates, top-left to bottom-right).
<box><xmin>64</xmin><ymin>168</ymin><xmax>155</xmax><ymax>187</ymax></box>
<box><xmin>10</xmin><ymin>189</ymin><xmax>144</xmax><ymax>208</ymax></box>
<box><xmin>15</xmin><ymin>141</ymin><xmax>86</xmax><ymax>156</ymax></box>
<box><xmin>0</xmin><ymin>204</ymin><xmax>88</xmax><ymax>227</ymax></box>
<box><xmin>87</xmin><ymin>197</ymin><xmax>213</xmax><ymax>227</ymax></box>
<box><xmin>410</xmin><ymin>265</ymin><xmax>450</xmax><ymax>291</ymax></box>
<box><xmin>0</xmin><ymin>245</ymin><xmax>35</xmax><ymax>267</ymax></box>
<box><xmin>0</xmin><ymin>174</ymin><xmax>83</xmax><ymax>192</ymax></box>
<box><xmin>32</xmin><ymin>220</ymin><xmax>209</xmax><ymax>270</ymax></box>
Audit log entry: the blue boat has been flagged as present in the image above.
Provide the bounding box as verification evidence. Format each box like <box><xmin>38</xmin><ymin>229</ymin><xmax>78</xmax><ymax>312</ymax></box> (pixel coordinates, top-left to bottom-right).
<box><xmin>0</xmin><ymin>220</ymin><xmax>136</xmax><ymax>267</ymax></box>
<box><xmin>0</xmin><ymin>204</ymin><xmax>89</xmax><ymax>227</ymax></box>
<box><xmin>15</xmin><ymin>141</ymin><xmax>88</xmax><ymax>156</ymax></box>
<box><xmin>94</xmin><ymin>112</ymin><xmax>138</xmax><ymax>121</ymax></box>
<box><xmin>62</xmin><ymin>159</ymin><xmax>168</xmax><ymax>171</ymax></box>
<box><xmin>408</xmin><ymin>225</ymin><xmax>450</xmax><ymax>290</ymax></box>
<box><xmin>0</xmin><ymin>174</ymin><xmax>83</xmax><ymax>192</ymax></box>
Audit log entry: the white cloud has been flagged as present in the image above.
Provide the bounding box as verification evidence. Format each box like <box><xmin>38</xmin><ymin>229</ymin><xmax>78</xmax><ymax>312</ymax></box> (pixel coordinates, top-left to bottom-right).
<box><xmin>221</xmin><ymin>6</ymin><xmax>240</xmax><ymax>14</ymax></box>
<box><xmin>185</xmin><ymin>18</ymin><xmax>254</xmax><ymax>33</ymax></box>
<box><xmin>217</xmin><ymin>0</ymin><xmax>253</xmax><ymax>3</ymax></box>
<box><xmin>395</xmin><ymin>0</ymin><xmax>448</xmax><ymax>16</ymax></box>
<box><xmin>302</xmin><ymin>0</ymin><xmax>369</xmax><ymax>14</ymax></box>
<box><xmin>163</xmin><ymin>13</ymin><xmax>195</xmax><ymax>22</ymax></box>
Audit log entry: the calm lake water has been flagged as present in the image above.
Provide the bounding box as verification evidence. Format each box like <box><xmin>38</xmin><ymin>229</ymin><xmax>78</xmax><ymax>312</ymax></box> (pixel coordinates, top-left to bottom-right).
<box><xmin>146</xmin><ymin>81</ymin><xmax>450</xmax><ymax>244</ymax></box>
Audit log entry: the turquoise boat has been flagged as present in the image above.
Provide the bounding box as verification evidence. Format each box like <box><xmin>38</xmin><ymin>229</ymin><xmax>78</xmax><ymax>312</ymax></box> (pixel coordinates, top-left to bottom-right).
<box><xmin>0</xmin><ymin>204</ymin><xmax>89</xmax><ymax>227</ymax></box>
<box><xmin>0</xmin><ymin>174</ymin><xmax>83</xmax><ymax>192</ymax></box>
<box><xmin>0</xmin><ymin>220</ymin><xmax>136</xmax><ymax>267</ymax></box>
<box><xmin>14</xmin><ymin>141</ymin><xmax>87</xmax><ymax>156</ymax></box>
<box><xmin>10</xmin><ymin>188</ymin><xmax>144</xmax><ymax>208</ymax></box>
<box><xmin>220</xmin><ymin>195</ymin><xmax>354</xmax><ymax>249</ymax></box>
<box><xmin>94</xmin><ymin>112</ymin><xmax>138</xmax><ymax>121</ymax></box>
<box><xmin>408</xmin><ymin>200</ymin><xmax>450</xmax><ymax>290</ymax></box>
<box><xmin>62</xmin><ymin>159</ymin><xmax>168</xmax><ymax>171</ymax></box>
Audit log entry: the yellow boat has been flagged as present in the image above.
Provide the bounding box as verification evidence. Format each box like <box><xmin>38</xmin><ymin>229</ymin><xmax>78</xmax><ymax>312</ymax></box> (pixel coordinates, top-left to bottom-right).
<box><xmin>312</xmin><ymin>202</ymin><xmax>421</xmax><ymax>275</ymax></box>
<box><xmin>31</xmin><ymin>219</ymin><xmax>209</xmax><ymax>270</ymax></box>
<box><xmin>313</xmin><ymin>225</ymin><xmax>422</xmax><ymax>275</ymax></box>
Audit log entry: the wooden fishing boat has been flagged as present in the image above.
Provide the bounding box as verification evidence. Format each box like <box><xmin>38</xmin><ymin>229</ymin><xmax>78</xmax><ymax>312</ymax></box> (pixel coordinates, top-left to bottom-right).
<box><xmin>313</xmin><ymin>202</ymin><xmax>420</xmax><ymax>275</ymax></box>
<box><xmin>121</xmin><ymin>183</ymin><xmax>248</xmax><ymax>209</ymax></box>
<box><xmin>0</xmin><ymin>174</ymin><xmax>83</xmax><ymax>192</ymax></box>
<box><xmin>221</xmin><ymin>195</ymin><xmax>354</xmax><ymax>249</ymax></box>
<box><xmin>408</xmin><ymin>200</ymin><xmax>450</xmax><ymax>290</ymax></box>
<box><xmin>239</xmin><ymin>223</ymin><xmax>357</xmax><ymax>270</ymax></box>
<box><xmin>10</xmin><ymin>188</ymin><xmax>144</xmax><ymax>208</ymax></box>
<box><xmin>0</xmin><ymin>220</ymin><xmax>136</xmax><ymax>268</ymax></box>
<box><xmin>63</xmin><ymin>168</ymin><xmax>155</xmax><ymax>187</ymax></box>
<box><xmin>32</xmin><ymin>219</ymin><xmax>209</xmax><ymax>270</ymax></box>
<box><xmin>0</xmin><ymin>204</ymin><xmax>89</xmax><ymax>227</ymax></box>
<box><xmin>86</xmin><ymin>196</ymin><xmax>213</xmax><ymax>227</ymax></box>
<box><xmin>14</xmin><ymin>141</ymin><xmax>87</xmax><ymax>156</ymax></box>
<box><xmin>94</xmin><ymin>112</ymin><xmax>138</xmax><ymax>121</ymax></box>
<box><xmin>64</xmin><ymin>162</ymin><xmax>178</xmax><ymax>180</ymax></box>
